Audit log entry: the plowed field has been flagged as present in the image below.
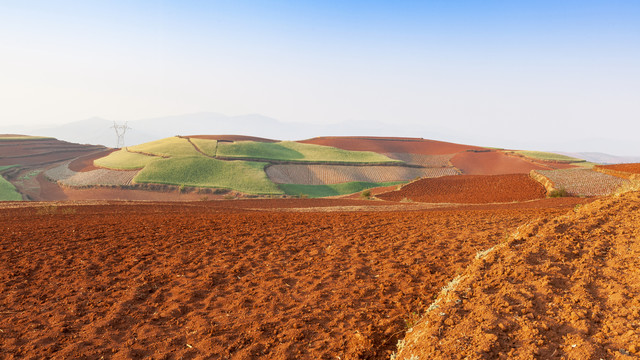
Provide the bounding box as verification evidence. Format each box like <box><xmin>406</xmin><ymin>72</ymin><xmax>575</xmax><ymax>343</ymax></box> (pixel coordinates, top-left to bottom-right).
<box><xmin>377</xmin><ymin>174</ymin><xmax>547</xmax><ymax>204</ymax></box>
<box><xmin>394</xmin><ymin>190</ymin><xmax>640</xmax><ymax>359</ymax></box>
<box><xmin>299</xmin><ymin>137</ymin><xmax>483</xmax><ymax>155</ymax></box>
<box><xmin>451</xmin><ymin>151</ymin><xmax>552</xmax><ymax>175</ymax></box>
<box><xmin>0</xmin><ymin>199</ymin><xmax>582</xmax><ymax>359</ymax></box>
<box><xmin>596</xmin><ymin>163</ymin><xmax>640</xmax><ymax>175</ymax></box>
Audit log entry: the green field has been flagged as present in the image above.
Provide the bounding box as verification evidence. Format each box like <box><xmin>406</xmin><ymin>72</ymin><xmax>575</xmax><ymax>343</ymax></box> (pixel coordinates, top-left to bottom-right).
<box><xmin>0</xmin><ymin>175</ymin><xmax>22</xmax><ymax>201</ymax></box>
<box><xmin>0</xmin><ymin>135</ymin><xmax>54</xmax><ymax>141</ymax></box>
<box><xmin>94</xmin><ymin>150</ymin><xmax>160</xmax><ymax>170</ymax></box>
<box><xmin>134</xmin><ymin>157</ymin><xmax>283</xmax><ymax>195</ymax></box>
<box><xmin>279</xmin><ymin>181</ymin><xmax>404</xmax><ymax>198</ymax></box>
<box><xmin>217</xmin><ymin>141</ymin><xmax>399</xmax><ymax>163</ymax></box>
<box><xmin>514</xmin><ymin>150</ymin><xmax>585</xmax><ymax>163</ymax></box>
<box><xmin>189</xmin><ymin>138</ymin><xmax>218</xmax><ymax>157</ymax></box>
<box><xmin>127</xmin><ymin>137</ymin><xmax>202</xmax><ymax>157</ymax></box>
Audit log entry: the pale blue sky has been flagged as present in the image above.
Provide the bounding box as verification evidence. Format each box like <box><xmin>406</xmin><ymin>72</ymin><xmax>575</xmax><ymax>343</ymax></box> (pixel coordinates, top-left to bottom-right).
<box><xmin>1</xmin><ymin>1</ymin><xmax>639</xmax><ymax>154</ymax></box>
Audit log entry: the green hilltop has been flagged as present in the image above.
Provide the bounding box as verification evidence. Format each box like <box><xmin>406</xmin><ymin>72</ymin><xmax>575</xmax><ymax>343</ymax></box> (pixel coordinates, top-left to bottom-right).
<box><xmin>93</xmin><ymin>136</ymin><xmax>404</xmax><ymax>196</ymax></box>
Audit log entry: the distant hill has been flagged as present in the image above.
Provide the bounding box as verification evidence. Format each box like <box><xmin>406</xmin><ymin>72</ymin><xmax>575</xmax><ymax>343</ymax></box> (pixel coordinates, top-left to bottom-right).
<box><xmin>3</xmin><ymin>112</ymin><xmax>454</xmax><ymax>148</ymax></box>
<box><xmin>554</xmin><ymin>152</ymin><xmax>640</xmax><ymax>165</ymax></box>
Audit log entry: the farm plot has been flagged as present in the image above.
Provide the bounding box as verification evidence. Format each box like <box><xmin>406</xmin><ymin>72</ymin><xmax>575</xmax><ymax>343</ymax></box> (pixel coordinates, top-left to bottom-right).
<box><xmin>534</xmin><ymin>169</ymin><xmax>629</xmax><ymax>196</ymax></box>
<box><xmin>595</xmin><ymin>163</ymin><xmax>640</xmax><ymax>179</ymax></box>
<box><xmin>94</xmin><ymin>150</ymin><xmax>161</xmax><ymax>170</ymax></box>
<box><xmin>45</xmin><ymin>161</ymin><xmax>138</xmax><ymax>186</ymax></box>
<box><xmin>127</xmin><ymin>137</ymin><xmax>202</xmax><ymax>157</ymax></box>
<box><xmin>188</xmin><ymin>137</ymin><xmax>218</xmax><ymax>157</ymax></box>
<box><xmin>266</xmin><ymin>164</ymin><xmax>458</xmax><ymax>185</ymax></box>
<box><xmin>377</xmin><ymin>174</ymin><xmax>546</xmax><ymax>204</ymax></box>
<box><xmin>134</xmin><ymin>156</ymin><xmax>282</xmax><ymax>195</ymax></box>
<box><xmin>451</xmin><ymin>150</ymin><xmax>552</xmax><ymax>175</ymax></box>
<box><xmin>59</xmin><ymin>169</ymin><xmax>138</xmax><ymax>187</ymax></box>
<box><xmin>217</xmin><ymin>141</ymin><xmax>398</xmax><ymax>163</ymax></box>
<box><xmin>299</xmin><ymin>136</ymin><xmax>484</xmax><ymax>155</ymax></box>
<box><xmin>384</xmin><ymin>153</ymin><xmax>454</xmax><ymax>167</ymax></box>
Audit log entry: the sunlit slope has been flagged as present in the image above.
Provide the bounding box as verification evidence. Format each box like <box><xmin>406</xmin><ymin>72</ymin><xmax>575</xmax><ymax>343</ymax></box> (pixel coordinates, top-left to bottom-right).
<box><xmin>92</xmin><ymin>136</ymin><xmax>406</xmax><ymax>195</ymax></box>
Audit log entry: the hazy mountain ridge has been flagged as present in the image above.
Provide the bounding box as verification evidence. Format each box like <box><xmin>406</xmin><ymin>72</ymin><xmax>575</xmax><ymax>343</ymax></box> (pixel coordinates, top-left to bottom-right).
<box><xmin>2</xmin><ymin>112</ymin><xmax>638</xmax><ymax>162</ymax></box>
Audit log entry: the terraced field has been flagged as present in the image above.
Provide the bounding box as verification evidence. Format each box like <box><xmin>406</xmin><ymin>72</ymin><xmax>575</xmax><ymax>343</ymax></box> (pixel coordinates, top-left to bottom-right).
<box><xmin>383</xmin><ymin>153</ymin><xmax>454</xmax><ymax>167</ymax></box>
<box><xmin>278</xmin><ymin>181</ymin><xmax>403</xmax><ymax>198</ymax></box>
<box><xmin>266</xmin><ymin>164</ymin><xmax>457</xmax><ymax>185</ymax></box>
<box><xmin>534</xmin><ymin>169</ymin><xmax>629</xmax><ymax>196</ymax></box>
<box><xmin>133</xmin><ymin>157</ymin><xmax>282</xmax><ymax>194</ymax></box>
<box><xmin>216</xmin><ymin>140</ymin><xmax>399</xmax><ymax>163</ymax></box>
<box><xmin>89</xmin><ymin>137</ymin><xmax>413</xmax><ymax>196</ymax></box>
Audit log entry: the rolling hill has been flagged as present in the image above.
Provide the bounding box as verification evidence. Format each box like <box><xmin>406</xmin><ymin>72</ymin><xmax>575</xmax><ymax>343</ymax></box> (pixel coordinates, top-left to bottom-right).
<box><xmin>1</xmin><ymin>134</ymin><xmax>636</xmax><ymax>202</ymax></box>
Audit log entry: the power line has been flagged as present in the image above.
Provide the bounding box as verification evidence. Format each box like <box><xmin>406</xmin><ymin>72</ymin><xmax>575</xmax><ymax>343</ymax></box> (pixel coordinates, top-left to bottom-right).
<box><xmin>111</xmin><ymin>121</ymin><xmax>131</xmax><ymax>148</ymax></box>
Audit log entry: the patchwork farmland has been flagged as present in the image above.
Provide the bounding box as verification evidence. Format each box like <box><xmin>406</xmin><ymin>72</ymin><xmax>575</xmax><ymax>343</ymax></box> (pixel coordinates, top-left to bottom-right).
<box><xmin>1</xmin><ymin>134</ymin><xmax>639</xmax><ymax>358</ymax></box>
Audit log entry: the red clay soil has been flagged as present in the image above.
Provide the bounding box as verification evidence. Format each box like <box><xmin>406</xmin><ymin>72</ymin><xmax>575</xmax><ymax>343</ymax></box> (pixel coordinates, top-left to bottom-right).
<box><xmin>0</xmin><ymin>138</ymin><xmax>105</xmax><ymax>166</ymax></box>
<box><xmin>394</xmin><ymin>190</ymin><xmax>640</xmax><ymax>359</ymax></box>
<box><xmin>187</xmin><ymin>135</ymin><xmax>278</xmax><ymax>143</ymax></box>
<box><xmin>596</xmin><ymin>163</ymin><xmax>640</xmax><ymax>174</ymax></box>
<box><xmin>377</xmin><ymin>174</ymin><xmax>547</xmax><ymax>204</ymax></box>
<box><xmin>0</xmin><ymin>201</ymin><xmax>580</xmax><ymax>359</ymax></box>
<box><xmin>299</xmin><ymin>137</ymin><xmax>484</xmax><ymax>155</ymax></box>
<box><xmin>451</xmin><ymin>151</ymin><xmax>552</xmax><ymax>175</ymax></box>
<box><xmin>68</xmin><ymin>149</ymin><xmax>117</xmax><ymax>172</ymax></box>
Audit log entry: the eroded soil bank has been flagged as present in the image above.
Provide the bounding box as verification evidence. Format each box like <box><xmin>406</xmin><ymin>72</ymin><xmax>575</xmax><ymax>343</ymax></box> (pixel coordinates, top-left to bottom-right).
<box><xmin>394</xmin><ymin>191</ymin><xmax>640</xmax><ymax>359</ymax></box>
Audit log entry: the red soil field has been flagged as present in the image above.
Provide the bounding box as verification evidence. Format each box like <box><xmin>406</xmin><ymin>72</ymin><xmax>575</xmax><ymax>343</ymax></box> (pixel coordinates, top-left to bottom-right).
<box><xmin>395</xmin><ymin>190</ymin><xmax>640</xmax><ymax>359</ymax></box>
<box><xmin>0</xmin><ymin>200</ymin><xmax>583</xmax><ymax>359</ymax></box>
<box><xmin>451</xmin><ymin>151</ymin><xmax>552</xmax><ymax>175</ymax></box>
<box><xmin>0</xmin><ymin>139</ymin><xmax>104</xmax><ymax>166</ymax></box>
<box><xmin>596</xmin><ymin>163</ymin><xmax>640</xmax><ymax>175</ymax></box>
<box><xmin>299</xmin><ymin>136</ymin><xmax>483</xmax><ymax>155</ymax></box>
<box><xmin>187</xmin><ymin>135</ymin><xmax>278</xmax><ymax>143</ymax></box>
<box><xmin>68</xmin><ymin>149</ymin><xmax>117</xmax><ymax>172</ymax></box>
<box><xmin>377</xmin><ymin>174</ymin><xmax>547</xmax><ymax>204</ymax></box>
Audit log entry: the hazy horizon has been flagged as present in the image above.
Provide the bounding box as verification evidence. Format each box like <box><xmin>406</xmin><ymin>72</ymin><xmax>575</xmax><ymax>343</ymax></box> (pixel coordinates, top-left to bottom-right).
<box><xmin>1</xmin><ymin>1</ymin><xmax>639</xmax><ymax>155</ymax></box>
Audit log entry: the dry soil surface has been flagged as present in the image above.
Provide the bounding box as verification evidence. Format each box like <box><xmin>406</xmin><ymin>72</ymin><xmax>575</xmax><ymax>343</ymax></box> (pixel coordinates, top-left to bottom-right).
<box><xmin>377</xmin><ymin>174</ymin><xmax>547</xmax><ymax>204</ymax></box>
<box><xmin>394</xmin><ymin>190</ymin><xmax>640</xmax><ymax>360</ymax></box>
<box><xmin>0</xmin><ymin>199</ymin><xmax>584</xmax><ymax>359</ymax></box>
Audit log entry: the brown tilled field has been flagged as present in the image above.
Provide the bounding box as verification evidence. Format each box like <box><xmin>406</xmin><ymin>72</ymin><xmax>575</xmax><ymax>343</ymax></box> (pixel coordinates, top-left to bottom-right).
<box><xmin>377</xmin><ymin>174</ymin><xmax>547</xmax><ymax>204</ymax></box>
<box><xmin>596</xmin><ymin>163</ymin><xmax>640</xmax><ymax>174</ymax></box>
<box><xmin>0</xmin><ymin>198</ymin><xmax>588</xmax><ymax>359</ymax></box>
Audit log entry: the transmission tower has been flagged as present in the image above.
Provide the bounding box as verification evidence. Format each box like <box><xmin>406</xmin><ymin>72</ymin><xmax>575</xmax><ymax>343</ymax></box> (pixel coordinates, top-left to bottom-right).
<box><xmin>111</xmin><ymin>121</ymin><xmax>131</xmax><ymax>148</ymax></box>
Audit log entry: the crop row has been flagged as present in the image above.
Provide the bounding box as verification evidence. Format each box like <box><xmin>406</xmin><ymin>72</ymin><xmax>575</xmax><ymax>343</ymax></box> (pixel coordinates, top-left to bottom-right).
<box><xmin>266</xmin><ymin>164</ymin><xmax>459</xmax><ymax>185</ymax></box>
<box><xmin>45</xmin><ymin>161</ymin><xmax>138</xmax><ymax>186</ymax></box>
<box><xmin>534</xmin><ymin>169</ymin><xmax>628</xmax><ymax>196</ymax></box>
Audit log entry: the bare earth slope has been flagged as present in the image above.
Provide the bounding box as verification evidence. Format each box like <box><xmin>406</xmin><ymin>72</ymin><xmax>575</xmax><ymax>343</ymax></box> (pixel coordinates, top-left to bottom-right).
<box><xmin>394</xmin><ymin>190</ymin><xmax>640</xmax><ymax>359</ymax></box>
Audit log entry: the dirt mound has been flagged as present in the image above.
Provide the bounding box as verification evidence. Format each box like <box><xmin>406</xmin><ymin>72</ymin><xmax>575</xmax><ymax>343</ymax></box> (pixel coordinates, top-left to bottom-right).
<box><xmin>0</xmin><ymin>200</ymin><xmax>578</xmax><ymax>359</ymax></box>
<box><xmin>451</xmin><ymin>151</ymin><xmax>552</xmax><ymax>175</ymax></box>
<box><xmin>187</xmin><ymin>135</ymin><xmax>278</xmax><ymax>142</ymax></box>
<box><xmin>299</xmin><ymin>136</ymin><xmax>483</xmax><ymax>155</ymax></box>
<box><xmin>377</xmin><ymin>174</ymin><xmax>546</xmax><ymax>204</ymax></box>
<box><xmin>394</xmin><ymin>190</ymin><xmax>640</xmax><ymax>359</ymax></box>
